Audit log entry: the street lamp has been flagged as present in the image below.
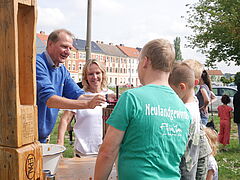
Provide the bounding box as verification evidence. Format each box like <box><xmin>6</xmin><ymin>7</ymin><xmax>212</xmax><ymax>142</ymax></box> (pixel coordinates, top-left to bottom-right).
<box><xmin>85</xmin><ymin>0</ymin><xmax>92</xmax><ymax>61</ymax></box>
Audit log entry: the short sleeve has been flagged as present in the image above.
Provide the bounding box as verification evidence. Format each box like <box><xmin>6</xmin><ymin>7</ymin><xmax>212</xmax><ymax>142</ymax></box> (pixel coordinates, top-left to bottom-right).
<box><xmin>208</xmin><ymin>155</ymin><xmax>217</xmax><ymax>175</ymax></box>
<box><xmin>106</xmin><ymin>91</ymin><xmax>135</xmax><ymax>131</ymax></box>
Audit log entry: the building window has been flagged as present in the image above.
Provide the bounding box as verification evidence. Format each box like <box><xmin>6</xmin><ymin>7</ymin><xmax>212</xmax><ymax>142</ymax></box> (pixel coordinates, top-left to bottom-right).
<box><xmin>80</xmin><ymin>53</ymin><xmax>86</xmax><ymax>59</ymax></box>
<box><xmin>72</xmin><ymin>63</ymin><xmax>76</xmax><ymax>70</ymax></box>
<box><xmin>72</xmin><ymin>52</ymin><xmax>76</xmax><ymax>59</ymax></box>
<box><xmin>68</xmin><ymin>62</ymin><xmax>71</xmax><ymax>70</ymax></box>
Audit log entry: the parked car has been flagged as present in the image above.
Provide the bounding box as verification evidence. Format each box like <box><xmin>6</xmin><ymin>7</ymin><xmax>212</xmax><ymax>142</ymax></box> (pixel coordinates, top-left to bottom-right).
<box><xmin>210</xmin><ymin>86</ymin><xmax>237</xmax><ymax>112</ymax></box>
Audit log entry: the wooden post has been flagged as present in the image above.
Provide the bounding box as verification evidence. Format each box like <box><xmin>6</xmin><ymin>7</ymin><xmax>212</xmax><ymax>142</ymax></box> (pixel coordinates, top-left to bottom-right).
<box><xmin>0</xmin><ymin>0</ymin><xmax>38</xmax><ymax>147</ymax></box>
<box><xmin>0</xmin><ymin>0</ymin><xmax>42</xmax><ymax>179</ymax></box>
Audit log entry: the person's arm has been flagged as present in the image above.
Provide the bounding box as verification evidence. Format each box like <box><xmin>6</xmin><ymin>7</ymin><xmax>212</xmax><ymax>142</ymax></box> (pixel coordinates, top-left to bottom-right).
<box><xmin>200</xmin><ymin>88</ymin><xmax>210</xmax><ymax>112</ymax></box>
<box><xmin>57</xmin><ymin>110</ymin><xmax>75</xmax><ymax>145</ymax></box>
<box><xmin>217</xmin><ymin>106</ymin><xmax>220</xmax><ymax>117</ymax></box>
<box><xmin>46</xmin><ymin>94</ymin><xmax>106</xmax><ymax>109</ymax></box>
<box><xmin>206</xmin><ymin>169</ymin><xmax>214</xmax><ymax>180</ymax></box>
<box><xmin>210</xmin><ymin>91</ymin><xmax>217</xmax><ymax>104</ymax></box>
<box><xmin>94</xmin><ymin>126</ymin><xmax>125</xmax><ymax>180</ymax></box>
<box><xmin>230</xmin><ymin>110</ymin><xmax>233</xmax><ymax>119</ymax></box>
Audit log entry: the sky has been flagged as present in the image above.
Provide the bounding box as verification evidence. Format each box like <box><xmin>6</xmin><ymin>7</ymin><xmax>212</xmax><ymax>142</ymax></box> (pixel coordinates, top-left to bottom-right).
<box><xmin>37</xmin><ymin>0</ymin><xmax>239</xmax><ymax>74</ymax></box>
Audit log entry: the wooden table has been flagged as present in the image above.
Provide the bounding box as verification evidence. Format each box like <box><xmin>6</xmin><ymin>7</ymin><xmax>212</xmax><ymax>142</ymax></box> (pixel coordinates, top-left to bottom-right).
<box><xmin>55</xmin><ymin>157</ymin><xmax>117</xmax><ymax>180</ymax></box>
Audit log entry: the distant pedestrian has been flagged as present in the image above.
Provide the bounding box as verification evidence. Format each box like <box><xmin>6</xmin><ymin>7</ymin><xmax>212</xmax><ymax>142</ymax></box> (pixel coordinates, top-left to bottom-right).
<box><xmin>233</xmin><ymin>84</ymin><xmax>240</xmax><ymax>144</ymax></box>
<box><xmin>77</xmin><ymin>81</ymin><xmax>83</xmax><ymax>88</ymax></box>
<box><xmin>218</xmin><ymin>94</ymin><xmax>233</xmax><ymax>150</ymax></box>
<box><xmin>196</xmin><ymin>70</ymin><xmax>212</xmax><ymax>125</ymax></box>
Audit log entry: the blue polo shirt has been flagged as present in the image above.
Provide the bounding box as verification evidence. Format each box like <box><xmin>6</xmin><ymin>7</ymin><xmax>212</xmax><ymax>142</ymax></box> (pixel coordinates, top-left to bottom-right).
<box><xmin>36</xmin><ymin>52</ymin><xmax>84</xmax><ymax>142</ymax></box>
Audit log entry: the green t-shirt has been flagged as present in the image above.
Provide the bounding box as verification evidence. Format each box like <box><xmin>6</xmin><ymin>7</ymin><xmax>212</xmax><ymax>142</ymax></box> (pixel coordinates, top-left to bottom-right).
<box><xmin>107</xmin><ymin>85</ymin><xmax>191</xmax><ymax>180</ymax></box>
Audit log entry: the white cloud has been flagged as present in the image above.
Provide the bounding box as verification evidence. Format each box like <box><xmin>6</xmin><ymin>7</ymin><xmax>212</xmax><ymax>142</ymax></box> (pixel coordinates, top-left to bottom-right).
<box><xmin>37</xmin><ymin>7</ymin><xmax>67</xmax><ymax>32</ymax></box>
<box><xmin>94</xmin><ymin>0</ymin><xmax>123</xmax><ymax>14</ymax></box>
<box><xmin>36</xmin><ymin>0</ymin><xmax>240</xmax><ymax>74</ymax></box>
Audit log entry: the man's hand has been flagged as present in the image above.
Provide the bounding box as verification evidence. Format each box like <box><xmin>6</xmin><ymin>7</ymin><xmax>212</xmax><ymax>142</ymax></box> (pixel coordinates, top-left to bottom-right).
<box><xmin>106</xmin><ymin>93</ymin><xmax>117</xmax><ymax>102</ymax></box>
<box><xmin>87</xmin><ymin>94</ymin><xmax>106</xmax><ymax>109</ymax></box>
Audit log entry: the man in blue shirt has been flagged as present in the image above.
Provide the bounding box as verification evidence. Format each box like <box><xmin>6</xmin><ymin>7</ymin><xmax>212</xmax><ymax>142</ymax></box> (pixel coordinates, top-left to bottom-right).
<box><xmin>37</xmin><ymin>29</ymin><xmax>105</xmax><ymax>143</ymax></box>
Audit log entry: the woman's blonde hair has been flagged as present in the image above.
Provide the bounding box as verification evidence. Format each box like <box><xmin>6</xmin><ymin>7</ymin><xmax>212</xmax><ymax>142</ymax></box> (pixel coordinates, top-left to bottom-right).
<box><xmin>81</xmin><ymin>59</ymin><xmax>107</xmax><ymax>92</ymax></box>
<box><xmin>204</xmin><ymin>127</ymin><xmax>218</xmax><ymax>156</ymax></box>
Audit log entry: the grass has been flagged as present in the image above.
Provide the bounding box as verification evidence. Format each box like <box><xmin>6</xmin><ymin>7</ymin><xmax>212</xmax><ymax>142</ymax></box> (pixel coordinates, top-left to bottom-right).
<box><xmin>49</xmin><ymin>111</ymin><xmax>75</xmax><ymax>158</ymax></box>
<box><xmin>211</xmin><ymin>114</ymin><xmax>240</xmax><ymax>179</ymax></box>
<box><xmin>50</xmin><ymin>106</ymin><xmax>240</xmax><ymax>179</ymax></box>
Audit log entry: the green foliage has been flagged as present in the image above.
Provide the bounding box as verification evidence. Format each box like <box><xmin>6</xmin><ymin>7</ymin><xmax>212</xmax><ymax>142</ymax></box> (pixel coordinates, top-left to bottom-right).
<box><xmin>174</xmin><ymin>37</ymin><xmax>183</xmax><ymax>61</ymax></box>
<box><xmin>212</xmin><ymin>115</ymin><xmax>240</xmax><ymax>179</ymax></box>
<box><xmin>234</xmin><ymin>72</ymin><xmax>240</xmax><ymax>86</ymax></box>
<box><xmin>185</xmin><ymin>0</ymin><xmax>240</xmax><ymax>67</ymax></box>
<box><xmin>50</xmin><ymin>111</ymin><xmax>75</xmax><ymax>158</ymax></box>
<box><xmin>220</xmin><ymin>76</ymin><xmax>234</xmax><ymax>85</ymax></box>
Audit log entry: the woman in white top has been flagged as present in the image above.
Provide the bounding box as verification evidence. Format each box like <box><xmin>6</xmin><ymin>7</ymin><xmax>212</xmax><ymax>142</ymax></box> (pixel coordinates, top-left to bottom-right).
<box><xmin>57</xmin><ymin>59</ymin><xmax>114</xmax><ymax>157</ymax></box>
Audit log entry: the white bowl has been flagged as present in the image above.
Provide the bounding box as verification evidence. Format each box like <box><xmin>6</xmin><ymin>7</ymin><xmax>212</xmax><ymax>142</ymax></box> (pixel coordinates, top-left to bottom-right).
<box><xmin>41</xmin><ymin>144</ymin><xmax>66</xmax><ymax>175</ymax></box>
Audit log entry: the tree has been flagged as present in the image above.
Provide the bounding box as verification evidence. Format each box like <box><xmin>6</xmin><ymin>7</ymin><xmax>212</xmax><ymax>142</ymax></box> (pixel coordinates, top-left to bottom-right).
<box><xmin>234</xmin><ymin>72</ymin><xmax>240</xmax><ymax>86</ymax></box>
<box><xmin>174</xmin><ymin>37</ymin><xmax>183</xmax><ymax>61</ymax></box>
<box><xmin>185</xmin><ymin>0</ymin><xmax>240</xmax><ymax>67</ymax></box>
<box><xmin>220</xmin><ymin>76</ymin><xmax>232</xmax><ymax>86</ymax></box>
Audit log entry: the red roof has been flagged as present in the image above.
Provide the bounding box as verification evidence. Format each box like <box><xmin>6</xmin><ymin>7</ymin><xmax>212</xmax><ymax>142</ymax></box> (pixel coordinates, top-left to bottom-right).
<box><xmin>37</xmin><ymin>32</ymin><xmax>48</xmax><ymax>45</ymax></box>
<box><xmin>116</xmin><ymin>45</ymin><xmax>140</xmax><ymax>58</ymax></box>
<box><xmin>207</xmin><ymin>70</ymin><xmax>223</xmax><ymax>76</ymax></box>
<box><xmin>36</xmin><ymin>32</ymin><xmax>77</xmax><ymax>51</ymax></box>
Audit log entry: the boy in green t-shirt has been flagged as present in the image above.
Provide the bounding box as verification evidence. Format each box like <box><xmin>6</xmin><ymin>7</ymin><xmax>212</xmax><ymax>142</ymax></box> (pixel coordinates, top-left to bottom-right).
<box><xmin>94</xmin><ymin>39</ymin><xmax>192</xmax><ymax>180</ymax></box>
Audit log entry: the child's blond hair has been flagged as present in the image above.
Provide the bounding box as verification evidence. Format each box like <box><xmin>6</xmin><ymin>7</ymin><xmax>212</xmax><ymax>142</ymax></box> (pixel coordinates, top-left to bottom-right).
<box><xmin>204</xmin><ymin>127</ymin><xmax>218</xmax><ymax>156</ymax></box>
<box><xmin>183</xmin><ymin>59</ymin><xmax>204</xmax><ymax>80</ymax></box>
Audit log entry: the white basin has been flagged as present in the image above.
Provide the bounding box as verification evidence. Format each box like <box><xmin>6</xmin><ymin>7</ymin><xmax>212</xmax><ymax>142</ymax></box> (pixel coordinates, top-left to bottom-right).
<box><xmin>42</xmin><ymin>144</ymin><xmax>66</xmax><ymax>175</ymax></box>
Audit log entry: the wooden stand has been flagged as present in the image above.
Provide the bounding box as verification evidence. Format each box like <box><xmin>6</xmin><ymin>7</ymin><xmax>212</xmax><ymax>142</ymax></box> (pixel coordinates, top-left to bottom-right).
<box><xmin>102</xmin><ymin>106</ymin><xmax>114</xmax><ymax>139</ymax></box>
<box><xmin>0</xmin><ymin>0</ymin><xmax>42</xmax><ymax>179</ymax></box>
<box><xmin>0</xmin><ymin>141</ymin><xmax>42</xmax><ymax>180</ymax></box>
<box><xmin>0</xmin><ymin>0</ymin><xmax>38</xmax><ymax>148</ymax></box>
